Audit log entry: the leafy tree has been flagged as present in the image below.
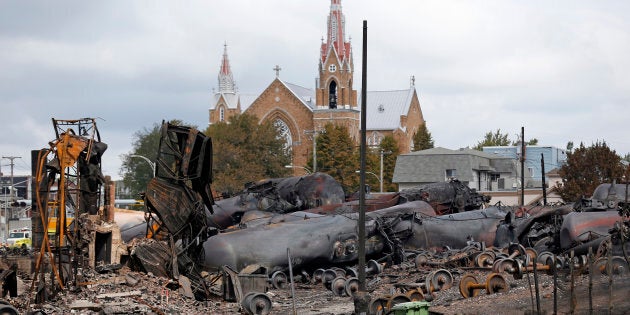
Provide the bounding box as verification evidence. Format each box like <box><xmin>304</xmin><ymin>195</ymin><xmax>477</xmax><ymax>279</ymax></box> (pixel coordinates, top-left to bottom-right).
<box><xmin>120</xmin><ymin>120</ymin><xmax>184</xmax><ymax>199</ymax></box>
<box><xmin>566</xmin><ymin>141</ymin><xmax>574</xmax><ymax>152</ymax></box>
<box><xmin>557</xmin><ymin>141</ymin><xmax>625</xmax><ymax>202</ymax></box>
<box><xmin>473</xmin><ymin>129</ymin><xmax>538</xmax><ymax>150</ymax></box>
<box><xmin>310</xmin><ymin>123</ymin><xmax>359</xmax><ymax>194</ymax></box>
<box><xmin>473</xmin><ymin>129</ymin><xmax>511</xmax><ymax>150</ymax></box>
<box><xmin>522</xmin><ymin>138</ymin><xmax>539</xmax><ymax>146</ymax></box>
<box><xmin>412</xmin><ymin>123</ymin><xmax>434</xmax><ymax>151</ymax></box>
<box><xmin>205</xmin><ymin>113</ymin><xmax>291</xmax><ymax>196</ymax></box>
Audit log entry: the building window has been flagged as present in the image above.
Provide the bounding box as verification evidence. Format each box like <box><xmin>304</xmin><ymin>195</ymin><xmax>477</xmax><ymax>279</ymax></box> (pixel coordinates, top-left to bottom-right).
<box><xmin>489</xmin><ymin>173</ymin><xmax>500</xmax><ymax>181</ymax></box>
<box><xmin>219</xmin><ymin>106</ymin><xmax>225</xmax><ymax>122</ymax></box>
<box><xmin>445</xmin><ymin>169</ymin><xmax>457</xmax><ymax>181</ymax></box>
<box><xmin>328</xmin><ymin>80</ymin><xmax>338</xmax><ymax>109</ymax></box>
<box><xmin>528</xmin><ymin>167</ymin><xmax>534</xmax><ymax>177</ymax></box>
<box><xmin>328</xmin><ymin>64</ymin><xmax>337</xmax><ymax>72</ymax></box>
<box><xmin>368</xmin><ymin>131</ymin><xmax>383</xmax><ymax>147</ymax></box>
<box><xmin>273</xmin><ymin>119</ymin><xmax>293</xmax><ymax>156</ymax></box>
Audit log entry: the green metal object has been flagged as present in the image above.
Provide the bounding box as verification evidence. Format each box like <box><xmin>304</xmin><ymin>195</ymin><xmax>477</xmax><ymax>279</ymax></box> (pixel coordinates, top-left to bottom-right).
<box><xmin>390</xmin><ymin>301</ymin><xmax>431</xmax><ymax>315</ymax></box>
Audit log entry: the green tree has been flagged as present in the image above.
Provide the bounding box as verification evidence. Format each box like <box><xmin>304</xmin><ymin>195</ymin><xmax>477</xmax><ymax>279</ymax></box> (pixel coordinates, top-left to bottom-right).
<box><xmin>310</xmin><ymin>123</ymin><xmax>359</xmax><ymax>194</ymax></box>
<box><xmin>511</xmin><ymin>138</ymin><xmax>538</xmax><ymax>146</ymax></box>
<box><xmin>205</xmin><ymin>113</ymin><xmax>291</xmax><ymax>196</ymax></box>
<box><xmin>412</xmin><ymin>123</ymin><xmax>434</xmax><ymax>151</ymax></box>
<box><xmin>473</xmin><ymin>129</ymin><xmax>539</xmax><ymax>150</ymax></box>
<box><xmin>557</xmin><ymin>141</ymin><xmax>625</xmax><ymax>202</ymax></box>
<box><xmin>120</xmin><ymin>120</ymin><xmax>184</xmax><ymax>199</ymax></box>
<box><xmin>473</xmin><ymin>129</ymin><xmax>511</xmax><ymax>150</ymax></box>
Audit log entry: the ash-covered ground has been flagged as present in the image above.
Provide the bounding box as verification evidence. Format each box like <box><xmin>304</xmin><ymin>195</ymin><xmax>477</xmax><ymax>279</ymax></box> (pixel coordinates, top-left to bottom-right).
<box><xmin>4</xmin><ymin>254</ymin><xmax>629</xmax><ymax>315</ymax></box>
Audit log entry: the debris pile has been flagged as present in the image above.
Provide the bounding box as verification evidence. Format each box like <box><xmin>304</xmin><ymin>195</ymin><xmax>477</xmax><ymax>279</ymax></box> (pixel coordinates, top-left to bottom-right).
<box><xmin>2</xmin><ymin>119</ymin><xmax>629</xmax><ymax>314</ymax></box>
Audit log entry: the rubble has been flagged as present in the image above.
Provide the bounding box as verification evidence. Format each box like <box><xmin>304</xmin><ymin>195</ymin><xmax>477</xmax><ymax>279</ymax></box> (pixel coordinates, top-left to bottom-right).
<box><xmin>4</xmin><ymin>118</ymin><xmax>628</xmax><ymax>314</ymax></box>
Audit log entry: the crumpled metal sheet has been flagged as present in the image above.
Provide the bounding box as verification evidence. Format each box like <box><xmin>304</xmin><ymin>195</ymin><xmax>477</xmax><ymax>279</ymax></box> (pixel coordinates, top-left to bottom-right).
<box><xmin>398</xmin><ymin>180</ymin><xmax>491</xmax><ymax>215</ymax></box>
<box><xmin>207</xmin><ymin>172</ymin><xmax>345</xmax><ymax>229</ymax></box>
<box><xmin>129</xmin><ymin>239</ymin><xmax>171</xmax><ymax>277</ymax></box>
<box><xmin>201</xmin><ymin>201</ymin><xmax>434</xmax><ymax>272</ymax></box>
<box><xmin>559</xmin><ymin>211</ymin><xmax>624</xmax><ymax>249</ymax></box>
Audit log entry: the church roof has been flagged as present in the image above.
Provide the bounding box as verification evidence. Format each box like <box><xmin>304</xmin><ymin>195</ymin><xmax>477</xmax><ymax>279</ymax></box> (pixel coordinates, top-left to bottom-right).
<box><xmin>361</xmin><ymin>88</ymin><xmax>415</xmax><ymax>131</ymax></box>
<box><xmin>402</xmin><ymin>147</ymin><xmax>500</xmax><ymax>159</ymax></box>
<box><xmin>212</xmin><ymin>92</ymin><xmax>239</xmax><ymax>109</ymax></box>
<box><xmin>282</xmin><ymin>81</ymin><xmax>316</xmax><ymax>109</ymax></box>
<box><xmin>239</xmin><ymin>93</ymin><xmax>259</xmax><ymax>111</ymax></box>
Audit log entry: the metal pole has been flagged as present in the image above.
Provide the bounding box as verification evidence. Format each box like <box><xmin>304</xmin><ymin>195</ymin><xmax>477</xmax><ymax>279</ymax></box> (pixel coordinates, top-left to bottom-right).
<box><xmin>588</xmin><ymin>246</ymin><xmax>593</xmax><ymax>315</ymax></box>
<box><xmin>2</xmin><ymin>156</ymin><xmax>21</xmax><ymax>235</ymax></box>
<box><xmin>353</xmin><ymin>19</ymin><xmax>370</xmax><ymax>315</ymax></box>
<box><xmin>358</xmin><ymin>20</ymin><xmax>368</xmax><ymax>291</ymax></box>
<box><xmin>129</xmin><ymin>154</ymin><xmax>156</xmax><ymax>177</ymax></box>
<box><xmin>520</xmin><ymin>127</ymin><xmax>525</xmax><ymax>207</ymax></box>
<box><xmin>541</xmin><ymin>153</ymin><xmax>547</xmax><ymax>206</ymax></box>
<box><xmin>380</xmin><ymin>150</ymin><xmax>384</xmax><ymax>193</ymax></box>
<box><xmin>553</xmin><ymin>253</ymin><xmax>558</xmax><ymax>315</ymax></box>
<box><xmin>570</xmin><ymin>250</ymin><xmax>576</xmax><ymax>314</ymax></box>
<box><xmin>313</xmin><ymin>133</ymin><xmax>317</xmax><ymax>173</ymax></box>
<box><xmin>287</xmin><ymin>248</ymin><xmax>297</xmax><ymax>315</ymax></box>
<box><xmin>533</xmin><ymin>256</ymin><xmax>541</xmax><ymax>314</ymax></box>
<box><xmin>304</xmin><ymin>130</ymin><xmax>322</xmax><ymax>173</ymax></box>
<box><xmin>608</xmin><ymin>242</ymin><xmax>613</xmax><ymax>314</ymax></box>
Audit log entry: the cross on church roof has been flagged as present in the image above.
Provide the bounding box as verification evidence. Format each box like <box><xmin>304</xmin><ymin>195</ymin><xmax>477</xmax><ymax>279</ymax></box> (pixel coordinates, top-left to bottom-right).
<box><xmin>273</xmin><ymin>65</ymin><xmax>282</xmax><ymax>77</ymax></box>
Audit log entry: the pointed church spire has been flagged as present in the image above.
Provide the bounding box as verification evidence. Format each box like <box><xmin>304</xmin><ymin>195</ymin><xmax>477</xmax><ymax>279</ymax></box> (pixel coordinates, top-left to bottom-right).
<box><xmin>218</xmin><ymin>42</ymin><xmax>236</xmax><ymax>93</ymax></box>
<box><xmin>321</xmin><ymin>0</ymin><xmax>350</xmax><ymax>65</ymax></box>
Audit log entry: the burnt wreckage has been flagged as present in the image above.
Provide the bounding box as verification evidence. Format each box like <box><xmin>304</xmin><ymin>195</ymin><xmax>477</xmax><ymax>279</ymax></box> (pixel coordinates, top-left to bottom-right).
<box><xmin>126</xmin><ymin>122</ymin><xmax>628</xmax><ymax>309</ymax></box>
<box><xmin>28</xmin><ymin>118</ymin><xmax>126</xmax><ymax>302</ymax></box>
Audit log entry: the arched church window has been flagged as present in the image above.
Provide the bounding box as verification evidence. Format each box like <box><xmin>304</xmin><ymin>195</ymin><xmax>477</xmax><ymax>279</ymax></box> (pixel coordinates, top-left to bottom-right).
<box><xmin>367</xmin><ymin>131</ymin><xmax>383</xmax><ymax>147</ymax></box>
<box><xmin>219</xmin><ymin>106</ymin><xmax>225</xmax><ymax>122</ymax></box>
<box><xmin>273</xmin><ymin>119</ymin><xmax>293</xmax><ymax>155</ymax></box>
<box><xmin>328</xmin><ymin>80</ymin><xmax>337</xmax><ymax>109</ymax></box>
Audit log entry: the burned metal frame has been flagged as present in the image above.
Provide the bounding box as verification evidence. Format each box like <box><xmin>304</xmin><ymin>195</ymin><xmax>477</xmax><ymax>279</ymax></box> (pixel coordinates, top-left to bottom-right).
<box><xmin>30</xmin><ymin>118</ymin><xmax>113</xmax><ymax>301</ymax></box>
<box><xmin>140</xmin><ymin>121</ymin><xmax>215</xmax><ymax>300</ymax></box>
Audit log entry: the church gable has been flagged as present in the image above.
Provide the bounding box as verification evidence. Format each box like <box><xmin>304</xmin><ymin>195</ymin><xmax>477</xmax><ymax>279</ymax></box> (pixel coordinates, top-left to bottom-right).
<box><xmin>244</xmin><ymin>79</ymin><xmax>314</xmax><ymax>131</ymax></box>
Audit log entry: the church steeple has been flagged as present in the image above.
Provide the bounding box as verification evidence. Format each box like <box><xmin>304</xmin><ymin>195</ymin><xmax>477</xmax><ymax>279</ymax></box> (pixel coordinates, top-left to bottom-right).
<box><xmin>321</xmin><ymin>0</ymin><xmax>351</xmax><ymax>65</ymax></box>
<box><xmin>218</xmin><ymin>42</ymin><xmax>236</xmax><ymax>93</ymax></box>
<box><xmin>316</xmin><ymin>0</ymin><xmax>355</xmax><ymax>109</ymax></box>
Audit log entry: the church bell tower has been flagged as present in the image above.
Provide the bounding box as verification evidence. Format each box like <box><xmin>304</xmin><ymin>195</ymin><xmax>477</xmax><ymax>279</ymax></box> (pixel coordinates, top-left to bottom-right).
<box><xmin>313</xmin><ymin>0</ymin><xmax>359</xmax><ymax>139</ymax></box>
<box><xmin>315</xmin><ymin>0</ymin><xmax>356</xmax><ymax>110</ymax></box>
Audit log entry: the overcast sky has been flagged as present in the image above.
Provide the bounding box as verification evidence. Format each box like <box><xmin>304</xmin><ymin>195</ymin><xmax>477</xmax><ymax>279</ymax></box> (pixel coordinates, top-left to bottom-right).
<box><xmin>1</xmin><ymin>0</ymin><xmax>629</xmax><ymax>180</ymax></box>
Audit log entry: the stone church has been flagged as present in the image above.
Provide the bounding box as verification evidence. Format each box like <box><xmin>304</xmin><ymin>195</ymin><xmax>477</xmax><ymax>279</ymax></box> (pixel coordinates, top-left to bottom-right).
<box><xmin>208</xmin><ymin>0</ymin><xmax>426</xmax><ymax>172</ymax></box>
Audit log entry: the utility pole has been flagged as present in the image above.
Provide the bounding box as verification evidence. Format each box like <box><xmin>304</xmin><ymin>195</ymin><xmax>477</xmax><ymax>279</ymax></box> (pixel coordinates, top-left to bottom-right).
<box><xmin>2</xmin><ymin>156</ymin><xmax>20</xmax><ymax>240</ymax></box>
<box><xmin>304</xmin><ymin>130</ymin><xmax>324</xmax><ymax>172</ymax></box>
<box><xmin>3</xmin><ymin>156</ymin><xmax>20</xmax><ymax>200</ymax></box>
<box><xmin>379</xmin><ymin>149</ymin><xmax>392</xmax><ymax>193</ymax></box>
<box><xmin>520</xmin><ymin>127</ymin><xmax>525</xmax><ymax>207</ymax></box>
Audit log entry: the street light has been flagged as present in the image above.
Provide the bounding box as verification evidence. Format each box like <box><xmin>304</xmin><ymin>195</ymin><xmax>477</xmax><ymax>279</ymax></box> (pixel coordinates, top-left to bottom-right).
<box><xmin>304</xmin><ymin>129</ymin><xmax>325</xmax><ymax>172</ymax></box>
<box><xmin>129</xmin><ymin>155</ymin><xmax>156</xmax><ymax>177</ymax></box>
<box><xmin>355</xmin><ymin>170</ymin><xmax>382</xmax><ymax>192</ymax></box>
<box><xmin>379</xmin><ymin>149</ymin><xmax>392</xmax><ymax>193</ymax></box>
<box><xmin>285</xmin><ymin>165</ymin><xmax>311</xmax><ymax>174</ymax></box>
